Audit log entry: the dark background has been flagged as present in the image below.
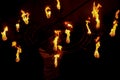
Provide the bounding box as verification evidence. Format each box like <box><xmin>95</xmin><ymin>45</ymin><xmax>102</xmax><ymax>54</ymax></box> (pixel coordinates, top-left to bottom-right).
<box><xmin>0</xmin><ymin>0</ymin><xmax>120</xmax><ymax>80</ymax></box>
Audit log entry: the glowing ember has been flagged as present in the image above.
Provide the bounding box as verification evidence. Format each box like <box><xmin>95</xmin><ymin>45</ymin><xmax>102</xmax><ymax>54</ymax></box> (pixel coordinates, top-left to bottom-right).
<box><xmin>21</xmin><ymin>9</ymin><xmax>30</xmax><ymax>25</ymax></box>
<box><xmin>12</xmin><ymin>41</ymin><xmax>22</xmax><ymax>62</ymax></box>
<box><xmin>45</xmin><ymin>6</ymin><xmax>51</xmax><ymax>19</ymax></box>
<box><xmin>85</xmin><ymin>17</ymin><xmax>91</xmax><ymax>35</ymax></box>
<box><xmin>109</xmin><ymin>20</ymin><xmax>118</xmax><ymax>37</ymax></box>
<box><xmin>1</xmin><ymin>26</ymin><xmax>8</xmax><ymax>41</ymax></box>
<box><xmin>15</xmin><ymin>22</ymin><xmax>20</xmax><ymax>32</ymax></box>
<box><xmin>91</xmin><ymin>1</ymin><xmax>102</xmax><ymax>29</ymax></box>
<box><xmin>56</xmin><ymin>0</ymin><xmax>61</xmax><ymax>10</ymax></box>
<box><xmin>94</xmin><ymin>36</ymin><xmax>100</xmax><ymax>59</ymax></box>
<box><xmin>53</xmin><ymin>30</ymin><xmax>61</xmax><ymax>51</ymax></box>
<box><xmin>64</xmin><ymin>21</ymin><xmax>73</xmax><ymax>29</ymax></box>
<box><xmin>54</xmin><ymin>45</ymin><xmax>62</xmax><ymax>68</ymax></box>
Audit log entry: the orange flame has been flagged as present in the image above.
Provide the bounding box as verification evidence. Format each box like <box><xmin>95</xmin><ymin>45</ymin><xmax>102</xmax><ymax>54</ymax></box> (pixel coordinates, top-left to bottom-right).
<box><xmin>91</xmin><ymin>1</ymin><xmax>102</xmax><ymax>29</ymax></box>
<box><xmin>1</xmin><ymin>26</ymin><xmax>8</xmax><ymax>41</ymax></box>
<box><xmin>53</xmin><ymin>30</ymin><xmax>61</xmax><ymax>51</ymax></box>
<box><xmin>45</xmin><ymin>6</ymin><xmax>51</xmax><ymax>19</ymax></box>
<box><xmin>94</xmin><ymin>36</ymin><xmax>100</xmax><ymax>59</ymax></box>
<box><xmin>85</xmin><ymin>17</ymin><xmax>91</xmax><ymax>35</ymax></box>
<box><xmin>56</xmin><ymin>0</ymin><xmax>61</xmax><ymax>10</ymax></box>
<box><xmin>54</xmin><ymin>45</ymin><xmax>62</xmax><ymax>68</ymax></box>
<box><xmin>115</xmin><ymin>10</ymin><xmax>120</xmax><ymax>19</ymax></box>
<box><xmin>64</xmin><ymin>21</ymin><xmax>73</xmax><ymax>29</ymax></box>
<box><xmin>21</xmin><ymin>10</ymin><xmax>30</xmax><ymax>25</ymax></box>
<box><xmin>12</xmin><ymin>41</ymin><xmax>22</xmax><ymax>62</ymax></box>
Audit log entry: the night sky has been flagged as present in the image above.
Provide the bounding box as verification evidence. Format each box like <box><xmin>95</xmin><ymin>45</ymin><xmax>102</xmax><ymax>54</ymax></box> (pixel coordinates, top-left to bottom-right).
<box><xmin>0</xmin><ymin>0</ymin><xmax>120</xmax><ymax>80</ymax></box>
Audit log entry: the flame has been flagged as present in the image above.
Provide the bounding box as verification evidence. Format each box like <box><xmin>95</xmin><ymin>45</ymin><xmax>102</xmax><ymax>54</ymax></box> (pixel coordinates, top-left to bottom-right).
<box><xmin>54</xmin><ymin>45</ymin><xmax>62</xmax><ymax>68</ymax></box>
<box><xmin>16</xmin><ymin>46</ymin><xmax>22</xmax><ymax>62</ymax></box>
<box><xmin>12</xmin><ymin>41</ymin><xmax>22</xmax><ymax>62</ymax></box>
<box><xmin>64</xmin><ymin>21</ymin><xmax>73</xmax><ymax>29</ymax></box>
<box><xmin>56</xmin><ymin>0</ymin><xmax>61</xmax><ymax>10</ymax></box>
<box><xmin>91</xmin><ymin>1</ymin><xmax>102</xmax><ymax>29</ymax></box>
<box><xmin>53</xmin><ymin>30</ymin><xmax>61</xmax><ymax>51</ymax></box>
<box><xmin>109</xmin><ymin>20</ymin><xmax>118</xmax><ymax>37</ymax></box>
<box><xmin>15</xmin><ymin>22</ymin><xmax>20</xmax><ymax>32</ymax></box>
<box><xmin>94</xmin><ymin>36</ymin><xmax>100</xmax><ymax>59</ymax></box>
<box><xmin>1</xmin><ymin>26</ymin><xmax>8</xmax><ymax>41</ymax></box>
<box><xmin>115</xmin><ymin>10</ymin><xmax>120</xmax><ymax>19</ymax></box>
<box><xmin>65</xmin><ymin>29</ymin><xmax>71</xmax><ymax>44</ymax></box>
<box><xmin>85</xmin><ymin>17</ymin><xmax>91</xmax><ymax>35</ymax></box>
<box><xmin>21</xmin><ymin>10</ymin><xmax>30</xmax><ymax>25</ymax></box>
<box><xmin>109</xmin><ymin>10</ymin><xmax>120</xmax><ymax>37</ymax></box>
<box><xmin>45</xmin><ymin>6</ymin><xmax>51</xmax><ymax>19</ymax></box>
<box><xmin>12</xmin><ymin>41</ymin><xmax>17</xmax><ymax>47</ymax></box>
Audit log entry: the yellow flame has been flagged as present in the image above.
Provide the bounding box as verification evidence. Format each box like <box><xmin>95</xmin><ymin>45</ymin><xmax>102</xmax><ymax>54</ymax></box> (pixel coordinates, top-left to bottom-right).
<box><xmin>45</xmin><ymin>6</ymin><xmax>51</xmax><ymax>19</ymax></box>
<box><xmin>91</xmin><ymin>1</ymin><xmax>102</xmax><ymax>29</ymax></box>
<box><xmin>56</xmin><ymin>0</ymin><xmax>61</xmax><ymax>10</ymax></box>
<box><xmin>21</xmin><ymin>10</ymin><xmax>30</xmax><ymax>25</ymax></box>
<box><xmin>115</xmin><ymin>10</ymin><xmax>120</xmax><ymax>19</ymax></box>
<box><xmin>65</xmin><ymin>29</ymin><xmax>71</xmax><ymax>44</ymax></box>
<box><xmin>94</xmin><ymin>41</ymin><xmax>100</xmax><ymax>59</ymax></box>
<box><xmin>1</xmin><ymin>26</ymin><xmax>8</xmax><ymax>41</ymax></box>
<box><xmin>53</xmin><ymin>30</ymin><xmax>61</xmax><ymax>51</ymax></box>
<box><xmin>15</xmin><ymin>22</ymin><xmax>20</xmax><ymax>32</ymax></box>
<box><xmin>85</xmin><ymin>18</ymin><xmax>91</xmax><ymax>35</ymax></box>
<box><xmin>12</xmin><ymin>41</ymin><xmax>17</xmax><ymax>47</ymax></box>
<box><xmin>12</xmin><ymin>41</ymin><xmax>22</xmax><ymax>62</ymax></box>
<box><xmin>54</xmin><ymin>45</ymin><xmax>62</xmax><ymax>68</ymax></box>
<box><xmin>109</xmin><ymin>20</ymin><xmax>118</xmax><ymax>37</ymax></box>
<box><xmin>16</xmin><ymin>46</ymin><xmax>22</xmax><ymax>62</ymax></box>
<box><xmin>54</xmin><ymin>54</ymin><xmax>60</xmax><ymax>68</ymax></box>
<box><xmin>94</xmin><ymin>36</ymin><xmax>100</xmax><ymax>59</ymax></box>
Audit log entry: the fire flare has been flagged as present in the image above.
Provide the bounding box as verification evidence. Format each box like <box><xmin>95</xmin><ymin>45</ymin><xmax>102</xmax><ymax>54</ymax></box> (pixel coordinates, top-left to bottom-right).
<box><xmin>91</xmin><ymin>1</ymin><xmax>102</xmax><ymax>29</ymax></box>
<box><xmin>45</xmin><ymin>6</ymin><xmax>51</xmax><ymax>19</ymax></box>
<box><xmin>109</xmin><ymin>10</ymin><xmax>120</xmax><ymax>37</ymax></box>
<box><xmin>12</xmin><ymin>41</ymin><xmax>22</xmax><ymax>62</ymax></box>
<box><xmin>15</xmin><ymin>22</ymin><xmax>20</xmax><ymax>32</ymax></box>
<box><xmin>54</xmin><ymin>45</ymin><xmax>62</xmax><ymax>68</ymax></box>
<box><xmin>1</xmin><ymin>26</ymin><xmax>8</xmax><ymax>41</ymax></box>
<box><xmin>56</xmin><ymin>0</ymin><xmax>61</xmax><ymax>10</ymax></box>
<box><xmin>94</xmin><ymin>36</ymin><xmax>100</xmax><ymax>59</ymax></box>
<box><xmin>21</xmin><ymin>9</ymin><xmax>30</xmax><ymax>25</ymax></box>
<box><xmin>65</xmin><ymin>29</ymin><xmax>71</xmax><ymax>44</ymax></box>
<box><xmin>53</xmin><ymin>30</ymin><xmax>61</xmax><ymax>51</ymax></box>
<box><xmin>85</xmin><ymin>17</ymin><xmax>91</xmax><ymax>35</ymax></box>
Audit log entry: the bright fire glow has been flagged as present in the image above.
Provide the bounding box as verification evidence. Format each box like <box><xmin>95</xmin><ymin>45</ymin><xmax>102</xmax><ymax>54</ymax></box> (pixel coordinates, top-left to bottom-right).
<box><xmin>53</xmin><ymin>30</ymin><xmax>61</xmax><ymax>51</ymax></box>
<box><xmin>16</xmin><ymin>46</ymin><xmax>22</xmax><ymax>62</ymax></box>
<box><xmin>91</xmin><ymin>1</ymin><xmax>102</xmax><ymax>29</ymax></box>
<box><xmin>54</xmin><ymin>45</ymin><xmax>62</xmax><ymax>68</ymax></box>
<box><xmin>12</xmin><ymin>41</ymin><xmax>22</xmax><ymax>62</ymax></box>
<box><xmin>109</xmin><ymin>20</ymin><xmax>118</xmax><ymax>37</ymax></box>
<box><xmin>45</xmin><ymin>6</ymin><xmax>51</xmax><ymax>19</ymax></box>
<box><xmin>15</xmin><ymin>22</ymin><xmax>20</xmax><ymax>32</ymax></box>
<box><xmin>65</xmin><ymin>29</ymin><xmax>71</xmax><ymax>44</ymax></box>
<box><xmin>1</xmin><ymin>26</ymin><xmax>8</xmax><ymax>41</ymax></box>
<box><xmin>109</xmin><ymin>10</ymin><xmax>120</xmax><ymax>37</ymax></box>
<box><xmin>21</xmin><ymin>9</ymin><xmax>30</xmax><ymax>25</ymax></box>
<box><xmin>94</xmin><ymin>36</ymin><xmax>100</xmax><ymax>59</ymax></box>
<box><xmin>115</xmin><ymin>10</ymin><xmax>120</xmax><ymax>19</ymax></box>
<box><xmin>85</xmin><ymin>17</ymin><xmax>91</xmax><ymax>35</ymax></box>
<box><xmin>56</xmin><ymin>0</ymin><xmax>61</xmax><ymax>10</ymax></box>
